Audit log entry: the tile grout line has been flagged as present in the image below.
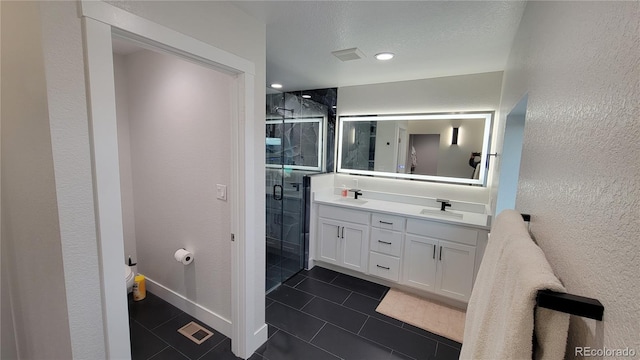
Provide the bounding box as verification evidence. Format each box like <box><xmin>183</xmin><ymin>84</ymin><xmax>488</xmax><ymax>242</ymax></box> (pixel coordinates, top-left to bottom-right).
<box><xmin>285</xmin><ymin>281</ymin><xmax>350</xmax><ymax>307</ymax></box>
<box><xmin>269</xmin><ymin>300</ymin><xmax>377</xmax><ymax>345</ymax></box>
<box><xmin>401</xmin><ymin>322</ymin><xmax>462</xmax><ymax>349</ymax></box>
<box><xmin>391</xmin><ymin>349</ymin><xmax>418</xmax><ymax>360</ymax></box>
<box><xmin>299</xmin><ymin>293</ymin><xmax>317</xmax><ymax>311</ymax></box>
<box><xmin>308</xmin><ymin>321</ymin><xmax>327</xmax><ymax>343</ymax></box>
<box><xmin>132</xmin><ymin>318</ymin><xmax>172</xmax><ymax>348</ymax></box>
<box><xmin>268</xmin><ymin>326</ymin><xmax>343</xmax><ymax>360</ymax></box>
<box><xmin>306</xmin><ymin>270</ymin><xmax>386</xmax><ymax>301</ymax></box>
<box><xmin>325</xmin><ymin>276</ymin><xmax>388</xmax><ymax>301</ymax></box>
<box><xmin>356</xmin><ymin>316</ymin><xmax>369</xmax><ymax>335</ymax></box>
<box><xmin>145</xmin><ymin>345</ymin><xmax>170</xmax><ymax>360</ymax></box>
<box><xmin>150</xmin><ymin>311</ymin><xmax>185</xmax><ymax>331</ymax></box>
<box><xmin>163</xmin><ymin>344</ymin><xmax>191</xmax><ymax>360</ymax></box>
<box><xmin>340</xmin><ymin>291</ymin><xmax>353</xmax><ymax>305</ymax></box>
<box><xmin>312</xmin><ymin>315</ymin><xmax>406</xmax><ymax>360</ymax></box>
<box><xmin>195</xmin><ymin>337</ymin><xmax>229</xmax><ymax>360</ymax></box>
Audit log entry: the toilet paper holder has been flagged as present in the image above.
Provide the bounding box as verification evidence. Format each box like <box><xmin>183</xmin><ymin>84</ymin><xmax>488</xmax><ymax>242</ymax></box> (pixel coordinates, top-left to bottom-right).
<box><xmin>174</xmin><ymin>248</ymin><xmax>194</xmax><ymax>265</ymax></box>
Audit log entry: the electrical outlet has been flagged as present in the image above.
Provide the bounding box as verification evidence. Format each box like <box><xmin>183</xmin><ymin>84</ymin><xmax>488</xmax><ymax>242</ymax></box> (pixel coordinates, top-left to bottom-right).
<box><xmin>216</xmin><ymin>184</ymin><xmax>227</xmax><ymax>201</ymax></box>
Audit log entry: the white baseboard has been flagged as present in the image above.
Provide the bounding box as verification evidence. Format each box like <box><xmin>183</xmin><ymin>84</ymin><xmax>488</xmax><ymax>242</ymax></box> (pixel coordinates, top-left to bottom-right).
<box><xmin>145</xmin><ymin>277</ymin><xmax>232</xmax><ymax>337</ymax></box>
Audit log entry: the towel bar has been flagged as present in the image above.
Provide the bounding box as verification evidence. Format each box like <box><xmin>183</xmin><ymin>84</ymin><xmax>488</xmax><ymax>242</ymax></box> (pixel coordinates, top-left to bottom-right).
<box><xmin>519</xmin><ymin>213</ymin><xmax>604</xmax><ymax>321</ymax></box>
<box><xmin>536</xmin><ymin>290</ymin><xmax>604</xmax><ymax>321</ymax></box>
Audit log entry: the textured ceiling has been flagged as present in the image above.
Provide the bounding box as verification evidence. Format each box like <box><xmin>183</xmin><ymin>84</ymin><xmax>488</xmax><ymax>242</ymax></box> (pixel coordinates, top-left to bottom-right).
<box><xmin>234</xmin><ymin>1</ymin><xmax>527</xmax><ymax>92</ymax></box>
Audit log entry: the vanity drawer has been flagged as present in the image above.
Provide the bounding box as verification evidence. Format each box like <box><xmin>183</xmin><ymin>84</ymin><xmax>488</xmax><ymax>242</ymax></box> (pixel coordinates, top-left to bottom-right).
<box><xmin>368</xmin><ymin>252</ymin><xmax>400</xmax><ymax>282</ymax></box>
<box><xmin>406</xmin><ymin>218</ymin><xmax>478</xmax><ymax>246</ymax></box>
<box><xmin>319</xmin><ymin>205</ymin><xmax>370</xmax><ymax>225</ymax></box>
<box><xmin>370</xmin><ymin>228</ymin><xmax>403</xmax><ymax>257</ymax></box>
<box><xmin>372</xmin><ymin>213</ymin><xmax>405</xmax><ymax>232</ymax></box>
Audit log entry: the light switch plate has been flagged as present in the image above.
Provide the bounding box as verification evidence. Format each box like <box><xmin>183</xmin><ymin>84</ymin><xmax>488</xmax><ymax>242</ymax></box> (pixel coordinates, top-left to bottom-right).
<box><xmin>216</xmin><ymin>184</ymin><xmax>227</xmax><ymax>201</ymax></box>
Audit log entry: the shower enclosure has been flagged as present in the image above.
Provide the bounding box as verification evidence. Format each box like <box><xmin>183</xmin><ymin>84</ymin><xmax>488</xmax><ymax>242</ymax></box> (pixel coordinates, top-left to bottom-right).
<box><xmin>265</xmin><ymin>89</ymin><xmax>335</xmax><ymax>293</ymax></box>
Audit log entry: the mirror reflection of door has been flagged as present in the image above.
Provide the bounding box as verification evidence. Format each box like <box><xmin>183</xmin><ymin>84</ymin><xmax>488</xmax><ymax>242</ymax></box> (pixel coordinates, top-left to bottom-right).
<box><xmin>409</xmin><ymin>134</ymin><xmax>440</xmax><ymax>175</ymax></box>
<box><xmin>396</xmin><ymin>127</ymin><xmax>408</xmax><ymax>173</ymax></box>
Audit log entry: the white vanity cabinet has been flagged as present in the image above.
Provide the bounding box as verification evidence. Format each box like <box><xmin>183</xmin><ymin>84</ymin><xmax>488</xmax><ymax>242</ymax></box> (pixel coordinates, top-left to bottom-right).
<box><xmin>317</xmin><ymin>205</ymin><xmax>370</xmax><ymax>273</ymax></box>
<box><xmin>314</xmin><ymin>200</ymin><xmax>488</xmax><ymax>303</ymax></box>
<box><xmin>402</xmin><ymin>219</ymin><xmax>478</xmax><ymax>302</ymax></box>
<box><xmin>368</xmin><ymin>213</ymin><xmax>405</xmax><ymax>282</ymax></box>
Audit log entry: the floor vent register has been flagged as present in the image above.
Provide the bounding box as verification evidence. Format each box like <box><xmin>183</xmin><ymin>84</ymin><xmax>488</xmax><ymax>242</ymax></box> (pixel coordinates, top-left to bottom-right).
<box><xmin>177</xmin><ymin>321</ymin><xmax>214</xmax><ymax>345</ymax></box>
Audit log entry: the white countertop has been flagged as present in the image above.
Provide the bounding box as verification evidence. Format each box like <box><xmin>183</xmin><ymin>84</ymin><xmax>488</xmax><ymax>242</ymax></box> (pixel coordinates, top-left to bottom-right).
<box><xmin>313</xmin><ymin>194</ymin><xmax>491</xmax><ymax>228</ymax></box>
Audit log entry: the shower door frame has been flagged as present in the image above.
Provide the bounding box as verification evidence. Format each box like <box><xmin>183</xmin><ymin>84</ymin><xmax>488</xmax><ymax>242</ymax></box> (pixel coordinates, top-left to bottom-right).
<box><xmin>265</xmin><ymin>105</ymin><xmax>324</xmax><ymax>292</ymax></box>
<box><xmin>81</xmin><ymin>2</ymin><xmax>266</xmax><ymax>358</ymax></box>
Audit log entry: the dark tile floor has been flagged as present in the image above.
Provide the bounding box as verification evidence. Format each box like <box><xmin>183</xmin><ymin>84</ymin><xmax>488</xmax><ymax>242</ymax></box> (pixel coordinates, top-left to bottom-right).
<box><xmin>259</xmin><ymin>267</ymin><xmax>461</xmax><ymax>360</ymax></box>
<box><xmin>129</xmin><ymin>266</ymin><xmax>461</xmax><ymax>360</ymax></box>
<box><xmin>129</xmin><ymin>292</ymin><xmax>259</xmax><ymax>360</ymax></box>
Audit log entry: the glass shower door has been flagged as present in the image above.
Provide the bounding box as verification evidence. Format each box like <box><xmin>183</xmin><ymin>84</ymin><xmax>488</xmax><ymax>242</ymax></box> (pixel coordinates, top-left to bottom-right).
<box><xmin>265</xmin><ymin>93</ymin><xmax>306</xmax><ymax>293</ymax></box>
<box><xmin>265</xmin><ymin>108</ymin><xmax>286</xmax><ymax>293</ymax></box>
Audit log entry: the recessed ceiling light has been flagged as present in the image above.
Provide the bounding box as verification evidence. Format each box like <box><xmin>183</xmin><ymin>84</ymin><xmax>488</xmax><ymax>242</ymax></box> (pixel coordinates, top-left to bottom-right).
<box><xmin>270</xmin><ymin>83</ymin><xmax>283</xmax><ymax>89</ymax></box>
<box><xmin>375</xmin><ymin>52</ymin><xmax>394</xmax><ymax>61</ymax></box>
<box><xmin>302</xmin><ymin>94</ymin><xmax>311</xmax><ymax>99</ymax></box>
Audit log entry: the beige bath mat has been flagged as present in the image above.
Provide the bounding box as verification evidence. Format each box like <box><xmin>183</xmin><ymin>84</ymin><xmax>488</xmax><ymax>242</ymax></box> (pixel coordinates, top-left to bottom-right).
<box><xmin>376</xmin><ymin>289</ymin><xmax>465</xmax><ymax>343</ymax></box>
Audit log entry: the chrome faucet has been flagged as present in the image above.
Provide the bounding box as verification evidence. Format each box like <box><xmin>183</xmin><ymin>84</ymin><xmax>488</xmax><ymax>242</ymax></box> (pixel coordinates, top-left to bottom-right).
<box><xmin>349</xmin><ymin>189</ymin><xmax>363</xmax><ymax>199</ymax></box>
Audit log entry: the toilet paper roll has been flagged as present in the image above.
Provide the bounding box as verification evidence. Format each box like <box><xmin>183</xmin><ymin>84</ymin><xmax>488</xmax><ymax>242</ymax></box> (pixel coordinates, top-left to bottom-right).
<box><xmin>174</xmin><ymin>249</ymin><xmax>193</xmax><ymax>265</ymax></box>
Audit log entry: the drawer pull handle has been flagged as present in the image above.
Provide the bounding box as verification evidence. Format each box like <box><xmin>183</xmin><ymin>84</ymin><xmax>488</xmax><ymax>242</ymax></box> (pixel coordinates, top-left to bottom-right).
<box><xmin>379</xmin><ymin>221</ymin><xmax>393</xmax><ymax>225</ymax></box>
<box><xmin>378</xmin><ymin>240</ymin><xmax>392</xmax><ymax>245</ymax></box>
<box><xmin>376</xmin><ymin>264</ymin><xmax>390</xmax><ymax>270</ymax></box>
<box><xmin>433</xmin><ymin>244</ymin><xmax>436</xmax><ymax>259</ymax></box>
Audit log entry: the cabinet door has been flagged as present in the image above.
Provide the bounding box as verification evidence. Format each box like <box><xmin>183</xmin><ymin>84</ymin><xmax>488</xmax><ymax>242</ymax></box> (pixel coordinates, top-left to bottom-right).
<box><xmin>341</xmin><ymin>223</ymin><xmax>369</xmax><ymax>273</ymax></box>
<box><xmin>401</xmin><ymin>234</ymin><xmax>438</xmax><ymax>291</ymax></box>
<box><xmin>317</xmin><ymin>219</ymin><xmax>341</xmax><ymax>265</ymax></box>
<box><xmin>437</xmin><ymin>241</ymin><xmax>476</xmax><ymax>302</ymax></box>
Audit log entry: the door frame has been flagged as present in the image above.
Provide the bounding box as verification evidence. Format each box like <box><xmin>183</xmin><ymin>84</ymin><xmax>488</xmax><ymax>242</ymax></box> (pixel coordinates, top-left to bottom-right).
<box><xmin>81</xmin><ymin>2</ymin><xmax>266</xmax><ymax>358</ymax></box>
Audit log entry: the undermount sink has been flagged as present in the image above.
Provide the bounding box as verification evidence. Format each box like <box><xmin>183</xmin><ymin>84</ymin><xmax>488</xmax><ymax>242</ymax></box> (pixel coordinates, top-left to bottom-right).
<box><xmin>420</xmin><ymin>208</ymin><xmax>464</xmax><ymax>219</ymax></box>
<box><xmin>337</xmin><ymin>198</ymin><xmax>368</xmax><ymax>205</ymax></box>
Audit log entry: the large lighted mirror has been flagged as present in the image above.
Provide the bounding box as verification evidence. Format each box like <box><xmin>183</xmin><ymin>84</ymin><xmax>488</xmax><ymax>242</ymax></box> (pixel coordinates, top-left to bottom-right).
<box><xmin>337</xmin><ymin>112</ymin><xmax>493</xmax><ymax>186</ymax></box>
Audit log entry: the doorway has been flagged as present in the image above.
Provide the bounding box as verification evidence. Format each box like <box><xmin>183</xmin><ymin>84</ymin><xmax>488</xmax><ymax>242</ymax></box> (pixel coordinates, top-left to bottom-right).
<box><xmin>112</xmin><ymin>34</ymin><xmax>236</xmax><ymax>339</ymax></box>
<box><xmin>495</xmin><ymin>95</ymin><xmax>528</xmax><ymax>214</ymax></box>
<box><xmin>82</xmin><ymin>3</ymin><xmax>265</xmax><ymax>357</ymax></box>
<box><xmin>409</xmin><ymin>134</ymin><xmax>440</xmax><ymax>175</ymax></box>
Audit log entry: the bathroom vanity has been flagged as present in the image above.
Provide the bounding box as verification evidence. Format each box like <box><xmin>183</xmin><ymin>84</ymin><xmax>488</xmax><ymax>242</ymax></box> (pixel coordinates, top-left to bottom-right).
<box><xmin>310</xmin><ymin>192</ymin><xmax>490</xmax><ymax>304</ymax></box>
<box><xmin>308</xmin><ymin>110</ymin><xmax>494</xmax><ymax>306</ymax></box>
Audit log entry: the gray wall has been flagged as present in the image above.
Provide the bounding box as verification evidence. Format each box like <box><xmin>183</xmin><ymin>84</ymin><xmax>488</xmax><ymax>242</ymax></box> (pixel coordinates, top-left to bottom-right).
<box><xmin>494</xmin><ymin>1</ymin><xmax>639</xmax><ymax>353</ymax></box>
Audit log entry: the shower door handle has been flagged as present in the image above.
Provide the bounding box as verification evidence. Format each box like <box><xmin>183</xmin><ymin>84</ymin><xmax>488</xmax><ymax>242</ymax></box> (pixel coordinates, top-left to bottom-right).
<box><xmin>273</xmin><ymin>184</ymin><xmax>283</xmax><ymax>200</ymax></box>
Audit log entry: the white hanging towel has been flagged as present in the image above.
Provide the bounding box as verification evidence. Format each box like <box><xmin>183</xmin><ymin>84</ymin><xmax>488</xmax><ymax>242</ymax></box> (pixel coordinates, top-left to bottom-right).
<box><xmin>460</xmin><ymin>210</ymin><xmax>570</xmax><ymax>360</ymax></box>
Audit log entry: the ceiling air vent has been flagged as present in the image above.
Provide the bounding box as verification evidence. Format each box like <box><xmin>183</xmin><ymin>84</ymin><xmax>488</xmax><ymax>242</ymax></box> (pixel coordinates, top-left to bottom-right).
<box><xmin>331</xmin><ymin>48</ymin><xmax>365</xmax><ymax>62</ymax></box>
